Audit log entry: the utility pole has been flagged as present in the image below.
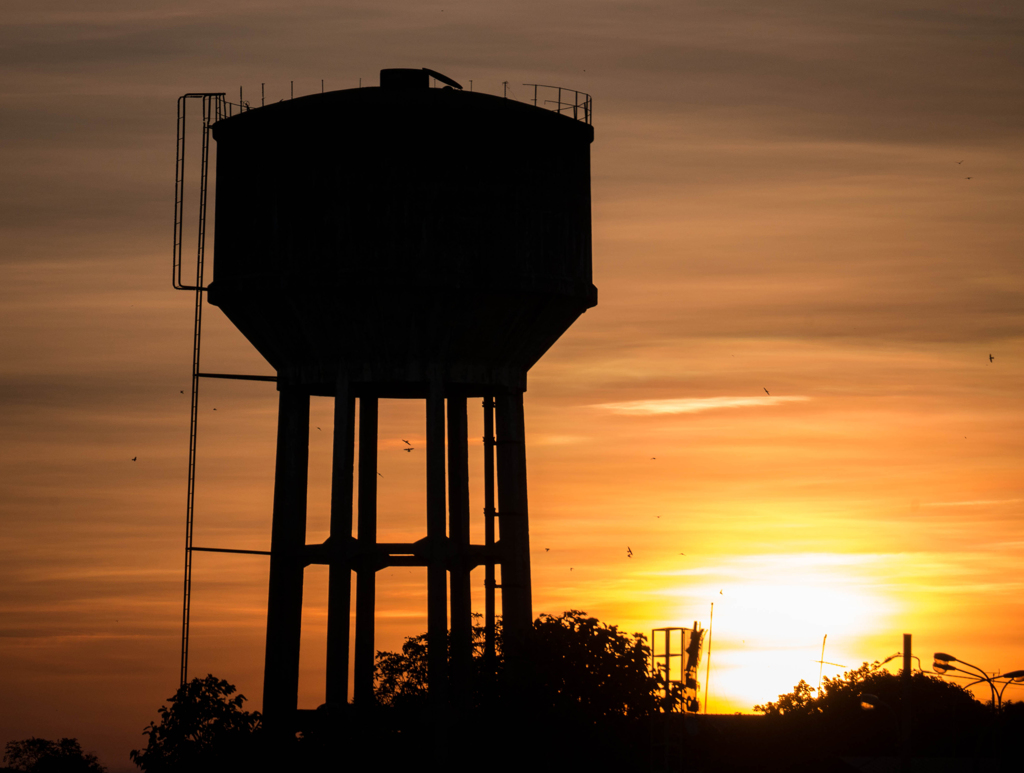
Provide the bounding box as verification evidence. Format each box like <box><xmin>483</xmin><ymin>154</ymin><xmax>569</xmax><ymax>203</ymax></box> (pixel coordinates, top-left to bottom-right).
<box><xmin>902</xmin><ymin>633</ymin><xmax>912</xmax><ymax>773</ymax></box>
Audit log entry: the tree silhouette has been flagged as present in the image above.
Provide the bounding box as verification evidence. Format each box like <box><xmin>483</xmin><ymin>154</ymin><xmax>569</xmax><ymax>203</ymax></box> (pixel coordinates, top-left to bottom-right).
<box><xmin>520</xmin><ymin>610</ymin><xmax>662</xmax><ymax>722</ymax></box>
<box><xmin>755</xmin><ymin>661</ymin><xmax>981</xmax><ymax>718</ymax></box>
<box><xmin>3</xmin><ymin>738</ymin><xmax>105</xmax><ymax>773</ymax></box>
<box><xmin>368</xmin><ymin>610</ymin><xmax>661</xmax><ymax>769</ymax></box>
<box><xmin>130</xmin><ymin>675</ymin><xmax>261</xmax><ymax>772</ymax></box>
<box><xmin>373</xmin><ymin>610</ymin><xmax>660</xmax><ymax>721</ymax></box>
<box><xmin>374</xmin><ymin>613</ymin><xmax>500</xmax><ymax>711</ymax></box>
<box><xmin>752</xmin><ymin>661</ymin><xmax>990</xmax><ymax>758</ymax></box>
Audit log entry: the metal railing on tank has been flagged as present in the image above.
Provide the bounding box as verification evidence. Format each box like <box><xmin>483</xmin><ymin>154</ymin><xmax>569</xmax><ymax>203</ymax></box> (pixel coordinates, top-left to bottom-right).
<box><xmin>522</xmin><ymin>83</ymin><xmax>592</xmax><ymax>125</ymax></box>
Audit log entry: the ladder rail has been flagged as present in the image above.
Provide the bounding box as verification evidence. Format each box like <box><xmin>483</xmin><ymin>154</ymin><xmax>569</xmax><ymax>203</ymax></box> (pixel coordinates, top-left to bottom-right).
<box><xmin>176</xmin><ymin>93</ymin><xmax>224</xmax><ymax>686</ymax></box>
<box><xmin>172</xmin><ymin>97</ymin><xmax>186</xmax><ymax>290</ymax></box>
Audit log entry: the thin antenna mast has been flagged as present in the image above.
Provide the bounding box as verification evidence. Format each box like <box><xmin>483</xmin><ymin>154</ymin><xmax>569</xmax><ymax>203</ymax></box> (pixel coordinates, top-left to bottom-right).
<box><xmin>818</xmin><ymin>634</ymin><xmax>827</xmax><ymax>694</ymax></box>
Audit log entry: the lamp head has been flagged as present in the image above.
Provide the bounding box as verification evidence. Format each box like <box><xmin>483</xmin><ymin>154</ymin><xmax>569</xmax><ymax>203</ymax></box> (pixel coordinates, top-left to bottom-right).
<box><xmin>932</xmin><ymin>661</ymin><xmax>952</xmax><ymax>674</ymax></box>
<box><xmin>859</xmin><ymin>693</ymin><xmax>880</xmax><ymax>711</ymax></box>
<box><xmin>1001</xmin><ymin>669</ymin><xmax>1024</xmax><ymax>681</ymax></box>
<box><xmin>934</xmin><ymin>652</ymin><xmax>956</xmax><ymax>663</ymax></box>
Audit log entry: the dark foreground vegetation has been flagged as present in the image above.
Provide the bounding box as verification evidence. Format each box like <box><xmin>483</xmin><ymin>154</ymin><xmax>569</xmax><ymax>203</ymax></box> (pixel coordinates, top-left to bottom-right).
<box><xmin>2</xmin><ymin>738</ymin><xmax>105</xmax><ymax>772</ymax></box>
<box><xmin>7</xmin><ymin>614</ymin><xmax>1020</xmax><ymax>772</ymax></box>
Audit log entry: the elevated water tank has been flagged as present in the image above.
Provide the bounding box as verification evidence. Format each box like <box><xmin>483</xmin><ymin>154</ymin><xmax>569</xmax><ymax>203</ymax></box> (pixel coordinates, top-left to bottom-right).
<box><xmin>208</xmin><ymin>69</ymin><xmax>596</xmax><ymax>394</ymax></box>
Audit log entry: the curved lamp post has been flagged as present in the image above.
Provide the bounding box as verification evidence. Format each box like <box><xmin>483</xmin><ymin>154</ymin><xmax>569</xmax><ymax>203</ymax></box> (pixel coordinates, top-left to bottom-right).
<box><xmin>932</xmin><ymin>652</ymin><xmax>1024</xmax><ymax>711</ymax></box>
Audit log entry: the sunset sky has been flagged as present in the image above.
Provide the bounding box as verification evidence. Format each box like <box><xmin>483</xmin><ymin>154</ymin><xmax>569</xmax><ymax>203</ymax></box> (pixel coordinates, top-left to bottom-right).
<box><xmin>2</xmin><ymin>2</ymin><xmax>1023</xmax><ymax>770</ymax></box>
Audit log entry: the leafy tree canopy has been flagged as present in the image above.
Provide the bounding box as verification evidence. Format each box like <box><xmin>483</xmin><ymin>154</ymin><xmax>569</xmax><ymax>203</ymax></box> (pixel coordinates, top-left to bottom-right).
<box><xmin>754</xmin><ymin>661</ymin><xmax>981</xmax><ymax>717</ymax></box>
<box><xmin>3</xmin><ymin>738</ymin><xmax>105</xmax><ymax>773</ymax></box>
<box><xmin>130</xmin><ymin>675</ymin><xmax>261</xmax><ymax>773</ymax></box>
<box><xmin>373</xmin><ymin>610</ymin><xmax>662</xmax><ymax>722</ymax></box>
<box><xmin>522</xmin><ymin>610</ymin><xmax>662</xmax><ymax>722</ymax></box>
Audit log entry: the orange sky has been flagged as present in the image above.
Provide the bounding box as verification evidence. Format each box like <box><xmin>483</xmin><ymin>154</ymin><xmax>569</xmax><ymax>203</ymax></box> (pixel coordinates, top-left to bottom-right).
<box><xmin>2</xmin><ymin>2</ymin><xmax>1023</xmax><ymax>770</ymax></box>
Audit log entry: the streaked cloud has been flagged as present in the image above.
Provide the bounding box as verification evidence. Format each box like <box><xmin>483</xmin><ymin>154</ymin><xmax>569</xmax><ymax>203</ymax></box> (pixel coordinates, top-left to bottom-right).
<box><xmin>921</xmin><ymin>499</ymin><xmax>1024</xmax><ymax>508</ymax></box>
<box><xmin>591</xmin><ymin>395</ymin><xmax>810</xmax><ymax>415</ymax></box>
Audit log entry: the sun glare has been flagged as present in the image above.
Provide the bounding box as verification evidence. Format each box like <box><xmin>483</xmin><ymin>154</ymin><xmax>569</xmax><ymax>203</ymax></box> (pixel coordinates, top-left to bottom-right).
<box><xmin>650</xmin><ymin>553</ymin><xmax>903</xmax><ymax>712</ymax></box>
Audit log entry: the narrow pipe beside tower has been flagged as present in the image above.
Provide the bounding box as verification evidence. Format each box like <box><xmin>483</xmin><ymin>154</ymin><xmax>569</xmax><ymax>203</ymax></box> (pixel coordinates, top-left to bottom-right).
<box><xmin>189</xmin><ymin>68</ymin><xmax>595</xmax><ymax>732</ymax></box>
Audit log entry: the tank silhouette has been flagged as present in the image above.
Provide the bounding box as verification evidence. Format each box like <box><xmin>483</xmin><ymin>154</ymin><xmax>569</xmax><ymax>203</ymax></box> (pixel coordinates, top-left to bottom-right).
<box><xmin>187</xmin><ymin>68</ymin><xmax>596</xmax><ymax>735</ymax></box>
<box><xmin>209</xmin><ymin>69</ymin><xmax>596</xmax><ymax>393</ymax></box>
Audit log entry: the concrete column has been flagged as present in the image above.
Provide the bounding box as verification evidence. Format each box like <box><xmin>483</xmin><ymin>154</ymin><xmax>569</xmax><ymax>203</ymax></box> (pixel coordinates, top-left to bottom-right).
<box><xmin>354</xmin><ymin>396</ymin><xmax>378</xmax><ymax>704</ymax></box>
<box><xmin>426</xmin><ymin>381</ymin><xmax>449</xmax><ymax>706</ymax></box>
<box><xmin>263</xmin><ymin>386</ymin><xmax>310</xmax><ymax>730</ymax></box>
<box><xmin>447</xmin><ymin>395</ymin><xmax>472</xmax><ymax>701</ymax></box>
<box><xmin>496</xmin><ymin>390</ymin><xmax>531</xmax><ymax>651</ymax></box>
<box><xmin>482</xmin><ymin>397</ymin><xmax>497</xmax><ymax>667</ymax></box>
<box><xmin>326</xmin><ymin>378</ymin><xmax>355</xmax><ymax>710</ymax></box>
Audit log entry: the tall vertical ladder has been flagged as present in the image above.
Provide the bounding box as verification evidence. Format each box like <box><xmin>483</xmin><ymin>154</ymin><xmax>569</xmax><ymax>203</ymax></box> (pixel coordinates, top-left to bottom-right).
<box><xmin>172</xmin><ymin>93</ymin><xmax>226</xmax><ymax>686</ymax></box>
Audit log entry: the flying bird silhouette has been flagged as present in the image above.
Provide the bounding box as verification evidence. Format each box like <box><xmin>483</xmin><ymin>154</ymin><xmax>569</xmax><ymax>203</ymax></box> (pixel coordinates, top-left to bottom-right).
<box><xmin>627</xmin><ymin>547</ymin><xmax>633</xmax><ymax>558</ymax></box>
<box><xmin>965</xmin><ymin>177</ymin><xmax>972</xmax><ymax>180</ymax></box>
<box><xmin>401</xmin><ymin>439</ymin><xmax>412</xmax><ymax>446</ymax></box>
<box><xmin>764</xmin><ymin>388</ymin><xmax>770</xmax><ymax>396</ymax></box>
<box><xmin>132</xmin><ymin>457</ymin><xmax>137</xmax><ymax>462</ymax></box>
<box><xmin>545</xmin><ymin>548</ymin><xmax>550</xmax><ymax>552</ymax></box>
<box><xmin>957</xmin><ymin>160</ymin><xmax>963</xmax><ymax>164</ymax></box>
<box><xmin>989</xmin><ymin>354</ymin><xmax>994</xmax><ymax>362</ymax></box>
<box><xmin>403</xmin><ymin>447</ymin><xmax>414</xmax><ymax>452</ymax></box>
<box><xmin>378</xmin><ymin>472</ymin><xmax>383</xmax><ymax>478</ymax></box>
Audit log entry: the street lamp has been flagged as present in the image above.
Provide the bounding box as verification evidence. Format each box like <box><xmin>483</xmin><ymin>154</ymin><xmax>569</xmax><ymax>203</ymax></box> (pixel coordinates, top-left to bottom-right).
<box><xmin>931</xmin><ymin>652</ymin><xmax>1024</xmax><ymax>711</ymax></box>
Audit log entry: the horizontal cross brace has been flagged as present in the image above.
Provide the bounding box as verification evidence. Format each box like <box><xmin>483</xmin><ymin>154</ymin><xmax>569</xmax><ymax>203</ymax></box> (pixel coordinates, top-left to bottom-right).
<box><xmin>198</xmin><ymin>372</ymin><xmax>277</xmax><ymax>382</ymax></box>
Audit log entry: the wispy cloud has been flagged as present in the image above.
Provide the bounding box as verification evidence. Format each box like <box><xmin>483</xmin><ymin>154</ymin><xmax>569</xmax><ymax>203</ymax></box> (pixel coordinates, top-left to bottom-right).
<box><xmin>591</xmin><ymin>395</ymin><xmax>810</xmax><ymax>415</ymax></box>
<box><xmin>921</xmin><ymin>499</ymin><xmax>1024</xmax><ymax>508</ymax></box>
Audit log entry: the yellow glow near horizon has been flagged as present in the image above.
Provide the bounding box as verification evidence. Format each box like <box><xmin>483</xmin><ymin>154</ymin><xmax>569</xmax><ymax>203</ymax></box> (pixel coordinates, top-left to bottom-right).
<box><xmin>651</xmin><ymin>554</ymin><xmax>900</xmax><ymax>710</ymax></box>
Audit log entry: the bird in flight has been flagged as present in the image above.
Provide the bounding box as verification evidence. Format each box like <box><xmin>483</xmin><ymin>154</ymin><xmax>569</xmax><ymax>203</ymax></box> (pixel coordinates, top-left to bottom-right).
<box><xmin>651</xmin><ymin>457</ymin><xmax>656</xmax><ymax>460</ymax></box>
<box><xmin>957</xmin><ymin>160</ymin><xmax>963</xmax><ymax>164</ymax></box>
<box><xmin>545</xmin><ymin>548</ymin><xmax>550</xmax><ymax>552</ymax></box>
<box><xmin>132</xmin><ymin>457</ymin><xmax>137</xmax><ymax>462</ymax></box>
<box><xmin>764</xmin><ymin>387</ymin><xmax>770</xmax><ymax>396</ymax></box>
<box><xmin>719</xmin><ymin>589</ymin><xmax>723</xmax><ymax>595</ymax></box>
<box><xmin>180</xmin><ymin>390</ymin><xmax>184</xmax><ymax>394</ymax></box>
<box><xmin>965</xmin><ymin>177</ymin><xmax>972</xmax><ymax>180</ymax></box>
<box><xmin>401</xmin><ymin>439</ymin><xmax>412</xmax><ymax>446</ymax></box>
<box><xmin>989</xmin><ymin>354</ymin><xmax>994</xmax><ymax>362</ymax></box>
<box><xmin>403</xmin><ymin>447</ymin><xmax>414</xmax><ymax>452</ymax></box>
<box><xmin>679</xmin><ymin>552</ymin><xmax>686</xmax><ymax>555</ymax></box>
<box><xmin>377</xmin><ymin>472</ymin><xmax>383</xmax><ymax>478</ymax></box>
<box><xmin>627</xmin><ymin>546</ymin><xmax>633</xmax><ymax>558</ymax></box>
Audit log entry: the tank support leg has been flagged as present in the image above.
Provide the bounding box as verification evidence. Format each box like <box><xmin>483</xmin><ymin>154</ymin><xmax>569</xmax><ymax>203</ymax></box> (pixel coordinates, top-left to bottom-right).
<box><xmin>482</xmin><ymin>397</ymin><xmax>497</xmax><ymax>670</ymax></box>
<box><xmin>326</xmin><ymin>379</ymin><xmax>355</xmax><ymax>710</ymax></box>
<box><xmin>447</xmin><ymin>395</ymin><xmax>472</xmax><ymax>704</ymax></box>
<box><xmin>496</xmin><ymin>391</ymin><xmax>531</xmax><ymax>653</ymax></box>
<box><xmin>426</xmin><ymin>382</ymin><xmax>449</xmax><ymax>708</ymax></box>
<box><xmin>354</xmin><ymin>396</ymin><xmax>378</xmax><ymax>704</ymax></box>
<box><xmin>263</xmin><ymin>386</ymin><xmax>310</xmax><ymax>732</ymax></box>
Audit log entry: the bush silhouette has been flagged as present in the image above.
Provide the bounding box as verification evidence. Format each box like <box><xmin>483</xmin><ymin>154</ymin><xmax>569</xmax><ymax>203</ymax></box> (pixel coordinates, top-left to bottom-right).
<box><xmin>3</xmin><ymin>738</ymin><xmax>105</xmax><ymax>773</ymax></box>
<box><xmin>754</xmin><ymin>662</ymin><xmax>989</xmax><ymax>757</ymax></box>
<box><xmin>130</xmin><ymin>675</ymin><xmax>261</xmax><ymax>772</ymax></box>
<box><xmin>374</xmin><ymin>610</ymin><xmax>660</xmax><ymax>721</ymax></box>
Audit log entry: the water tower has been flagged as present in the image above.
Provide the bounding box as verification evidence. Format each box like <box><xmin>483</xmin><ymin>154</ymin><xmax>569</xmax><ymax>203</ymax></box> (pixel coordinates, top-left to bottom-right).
<box><xmin>174</xmin><ymin>68</ymin><xmax>596</xmax><ymax>733</ymax></box>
